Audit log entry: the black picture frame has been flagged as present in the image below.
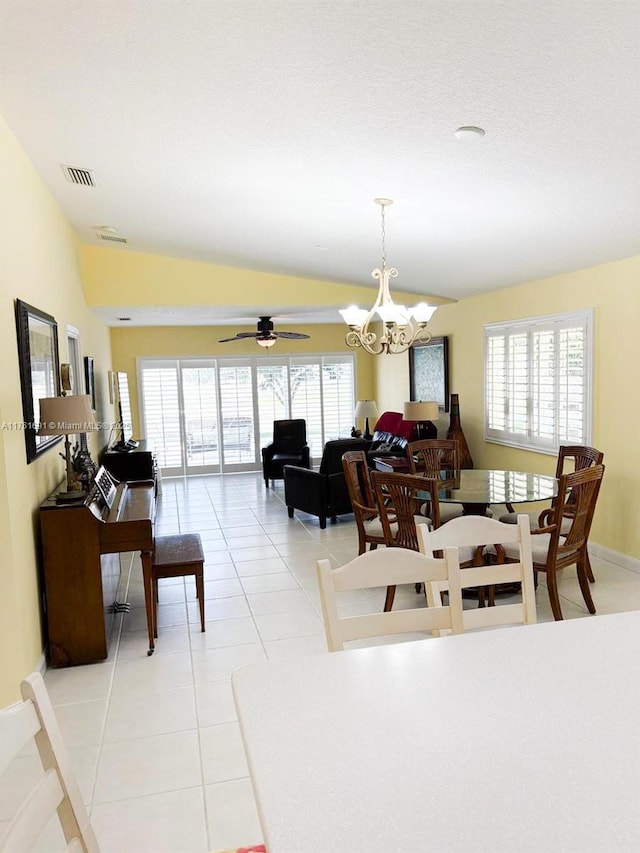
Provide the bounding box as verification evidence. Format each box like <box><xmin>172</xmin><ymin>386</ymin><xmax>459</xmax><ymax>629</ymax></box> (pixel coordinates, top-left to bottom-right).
<box><xmin>409</xmin><ymin>336</ymin><xmax>450</xmax><ymax>411</ymax></box>
<box><xmin>84</xmin><ymin>356</ymin><xmax>96</xmax><ymax>410</ymax></box>
<box><xmin>14</xmin><ymin>299</ymin><xmax>61</xmax><ymax>463</ymax></box>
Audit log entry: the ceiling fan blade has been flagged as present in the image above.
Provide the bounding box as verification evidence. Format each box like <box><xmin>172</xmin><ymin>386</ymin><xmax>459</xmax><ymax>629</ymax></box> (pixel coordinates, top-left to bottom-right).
<box><xmin>276</xmin><ymin>331</ymin><xmax>311</xmax><ymax>339</ymax></box>
<box><xmin>218</xmin><ymin>332</ymin><xmax>259</xmax><ymax>342</ymax></box>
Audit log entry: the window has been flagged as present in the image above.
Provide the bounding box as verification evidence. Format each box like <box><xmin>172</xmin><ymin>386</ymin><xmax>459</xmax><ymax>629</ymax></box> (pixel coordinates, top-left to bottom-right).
<box><xmin>139</xmin><ymin>353</ymin><xmax>355</xmax><ymax>473</ymax></box>
<box><xmin>484</xmin><ymin>310</ymin><xmax>593</xmax><ymax>453</ymax></box>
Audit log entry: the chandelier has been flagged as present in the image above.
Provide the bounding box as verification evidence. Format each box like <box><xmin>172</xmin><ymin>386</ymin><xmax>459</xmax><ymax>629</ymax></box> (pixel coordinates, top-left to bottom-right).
<box><xmin>340</xmin><ymin>198</ymin><xmax>437</xmax><ymax>355</ymax></box>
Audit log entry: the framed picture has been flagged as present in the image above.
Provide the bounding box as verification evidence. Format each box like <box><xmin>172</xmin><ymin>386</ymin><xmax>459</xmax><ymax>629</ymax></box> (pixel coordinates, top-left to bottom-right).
<box><xmin>84</xmin><ymin>356</ymin><xmax>96</xmax><ymax>410</ymax></box>
<box><xmin>14</xmin><ymin>299</ymin><xmax>61</xmax><ymax>463</ymax></box>
<box><xmin>409</xmin><ymin>336</ymin><xmax>450</xmax><ymax>411</ymax></box>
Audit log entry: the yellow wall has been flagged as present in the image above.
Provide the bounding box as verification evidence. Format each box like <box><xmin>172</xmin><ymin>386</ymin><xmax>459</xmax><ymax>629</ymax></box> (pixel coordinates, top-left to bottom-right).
<box><xmin>81</xmin><ymin>244</ymin><xmax>450</xmax><ymax>312</ymax></box>
<box><xmin>0</xmin><ymin>116</ymin><xmax>114</xmax><ymax>704</ymax></box>
<box><xmin>376</xmin><ymin>256</ymin><xmax>640</xmax><ymax>559</ymax></box>
<box><xmin>110</xmin><ymin>324</ymin><xmax>375</xmax><ymax>438</ymax></box>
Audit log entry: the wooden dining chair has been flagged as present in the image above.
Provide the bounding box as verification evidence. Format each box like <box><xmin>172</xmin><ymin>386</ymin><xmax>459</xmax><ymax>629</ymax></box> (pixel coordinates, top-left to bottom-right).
<box><xmin>0</xmin><ymin>672</ymin><xmax>266</xmax><ymax>853</ymax></box>
<box><xmin>316</xmin><ymin>546</ymin><xmax>463</xmax><ymax>651</ymax></box>
<box><xmin>417</xmin><ymin>515</ymin><xmax>537</xmax><ymax>633</ymax></box>
<box><xmin>493</xmin><ymin>465</ymin><xmax>605</xmax><ymax>621</ymax></box>
<box><xmin>342</xmin><ymin>450</ymin><xmax>388</xmax><ymax>554</ymax></box>
<box><xmin>370</xmin><ymin>470</ymin><xmax>443</xmax><ymax>610</ymax></box>
<box><xmin>499</xmin><ymin>445</ymin><xmax>603</xmax><ymax>583</ymax></box>
<box><xmin>407</xmin><ymin>439</ymin><xmax>464</xmax><ymax>523</ymax></box>
<box><xmin>371</xmin><ymin>471</ymin><xmax>487</xmax><ymax>610</ymax></box>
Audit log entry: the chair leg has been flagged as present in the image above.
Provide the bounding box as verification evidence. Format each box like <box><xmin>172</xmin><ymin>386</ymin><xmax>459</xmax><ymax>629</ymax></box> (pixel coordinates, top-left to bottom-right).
<box><xmin>546</xmin><ymin>568</ymin><xmax>564</xmax><ymax>621</ymax></box>
<box><xmin>319</xmin><ymin>516</ymin><xmax>327</xmax><ymax>529</ymax></box>
<box><xmin>287</xmin><ymin>506</ymin><xmax>294</xmax><ymax>518</ymax></box>
<box><xmin>577</xmin><ymin>556</ymin><xmax>596</xmax><ymax>614</ymax></box>
<box><xmin>383</xmin><ymin>585</ymin><xmax>396</xmax><ymax>612</ymax></box>
<box><xmin>585</xmin><ymin>550</ymin><xmax>595</xmax><ymax>583</ymax></box>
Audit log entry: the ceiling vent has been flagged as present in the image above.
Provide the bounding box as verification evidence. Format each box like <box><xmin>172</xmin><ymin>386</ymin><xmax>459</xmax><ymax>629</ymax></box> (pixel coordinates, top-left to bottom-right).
<box><xmin>61</xmin><ymin>164</ymin><xmax>96</xmax><ymax>187</ymax></box>
<box><xmin>97</xmin><ymin>233</ymin><xmax>128</xmax><ymax>244</ymax></box>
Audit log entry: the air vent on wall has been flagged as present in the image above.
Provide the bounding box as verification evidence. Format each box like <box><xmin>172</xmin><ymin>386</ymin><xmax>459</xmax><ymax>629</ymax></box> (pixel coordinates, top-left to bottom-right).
<box><xmin>97</xmin><ymin>233</ymin><xmax>128</xmax><ymax>243</ymax></box>
<box><xmin>61</xmin><ymin>164</ymin><xmax>96</xmax><ymax>187</ymax></box>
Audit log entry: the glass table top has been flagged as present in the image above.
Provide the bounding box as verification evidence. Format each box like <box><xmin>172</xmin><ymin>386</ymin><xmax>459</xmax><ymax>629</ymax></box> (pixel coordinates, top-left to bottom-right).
<box><xmin>423</xmin><ymin>469</ymin><xmax>558</xmax><ymax>506</ymax></box>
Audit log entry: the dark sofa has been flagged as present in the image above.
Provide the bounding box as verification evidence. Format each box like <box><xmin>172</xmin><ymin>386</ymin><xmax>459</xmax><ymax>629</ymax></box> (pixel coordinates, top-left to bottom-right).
<box><xmin>283</xmin><ymin>438</ymin><xmax>371</xmax><ymax>528</ymax></box>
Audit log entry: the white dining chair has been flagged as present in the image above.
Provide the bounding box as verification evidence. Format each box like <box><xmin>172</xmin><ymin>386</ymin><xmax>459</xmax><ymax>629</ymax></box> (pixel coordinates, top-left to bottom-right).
<box><xmin>0</xmin><ymin>672</ymin><xmax>99</xmax><ymax>853</ymax></box>
<box><xmin>316</xmin><ymin>546</ymin><xmax>463</xmax><ymax>651</ymax></box>
<box><xmin>417</xmin><ymin>514</ymin><xmax>537</xmax><ymax>633</ymax></box>
<box><xmin>0</xmin><ymin>672</ymin><xmax>266</xmax><ymax>853</ymax></box>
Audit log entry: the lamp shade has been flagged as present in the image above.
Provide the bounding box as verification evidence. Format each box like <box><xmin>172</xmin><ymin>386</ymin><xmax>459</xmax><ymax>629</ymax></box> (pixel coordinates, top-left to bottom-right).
<box><xmin>403</xmin><ymin>401</ymin><xmax>439</xmax><ymax>422</ymax></box>
<box><xmin>354</xmin><ymin>400</ymin><xmax>379</xmax><ymax>420</ymax></box>
<box><xmin>37</xmin><ymin>395</ymin><xmax>98</xmax><ymax>435</ymax></box>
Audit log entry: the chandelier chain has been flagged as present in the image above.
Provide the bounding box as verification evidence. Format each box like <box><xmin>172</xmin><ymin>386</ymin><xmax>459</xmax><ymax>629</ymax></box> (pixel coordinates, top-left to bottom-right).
<box><xmin>380</xmin><ymin>203</ymin><xmax>387</xmax><ymax>271</ymax></box>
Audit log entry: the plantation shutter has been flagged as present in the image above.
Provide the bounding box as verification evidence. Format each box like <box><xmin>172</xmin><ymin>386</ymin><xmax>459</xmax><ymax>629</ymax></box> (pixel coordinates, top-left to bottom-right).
<box><xmin>139</xmin><ymin>360</ymin><xmax>182</xmax><ymax>468</ymax></box>
<box><xmin>484</xmin><ymin>311</ymin><xmax>592</xmax><ymax>452</ymax></box>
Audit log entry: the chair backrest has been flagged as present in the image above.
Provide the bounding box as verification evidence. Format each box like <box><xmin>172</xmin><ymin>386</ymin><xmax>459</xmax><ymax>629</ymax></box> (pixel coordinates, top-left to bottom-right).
<box><xmin>318</xmin><ymin>439</ymin><xmax>369</xmax><ymax>476</ymax></box>
<box><xmin>556</xmin><ymin>445</ymin><xmax>604</xmax><ymax>478</ymax></box>
<box><xmin>546</xmin><ymin>464</ymin><xmax>605</xmax><ymax>567</ymax></box>
<box><xmin>407</xmin><ymin>439</ymin><xmax>460</xmax><ymax>476</ymax></box>
<box><xmin>417</xmin><ymin>514</ymin><xmax>537</xmax><ymax>631</ymax></box>
<box><xmin>555</xmin><ymin>446</ymin><xmax>604</xmax><ymax>512</ymax></box>
<box><xmin>371</xmin><ymin>470</ymin><xmax>441</xmax><ymax>549</ymax></box>
<box><xmin>0</xmin><ymin>672</ymin><xmax>99</xmax><ymax>853</ymax></box>
<box><xmin>316</xmin><ymin>547</ymin><xmax>463</xmax><ymax>651</ymax></box>
<box><xmin>272</xmin><ymin>419</ymin><xmax>307</xmax><ymax>451</ymax></box>
<box><xmin>342</xmin><ymin>450</ymin><xmax>377</xmax><ymax>517</ymax></box>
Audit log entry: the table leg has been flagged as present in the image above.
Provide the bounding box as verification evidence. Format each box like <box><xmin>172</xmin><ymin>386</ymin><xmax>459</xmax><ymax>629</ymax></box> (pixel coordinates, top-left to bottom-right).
<box><xmin>141</xmin><ymin>548</ymin><xmax>155</xmax><ymax>655</ymax></box>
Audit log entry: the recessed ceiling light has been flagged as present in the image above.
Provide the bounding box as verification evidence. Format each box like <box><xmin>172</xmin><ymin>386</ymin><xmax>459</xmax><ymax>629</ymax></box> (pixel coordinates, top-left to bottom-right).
<box><xmin>454</xmin><ymin>126</ymin><xmax>486</xmax><ymax>141</ymax></box>
<box><xmin>314</xmin><ymin>245</ymin><xmax>329</xmax><ymax>251</ymax></box>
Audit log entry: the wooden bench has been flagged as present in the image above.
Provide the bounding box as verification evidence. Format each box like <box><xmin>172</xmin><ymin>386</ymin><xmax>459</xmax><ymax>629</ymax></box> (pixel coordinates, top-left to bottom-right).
<box><xmin>150</xmin><ymin>533</ymin><xmax>205</xmax><ymax>654</ymax></box>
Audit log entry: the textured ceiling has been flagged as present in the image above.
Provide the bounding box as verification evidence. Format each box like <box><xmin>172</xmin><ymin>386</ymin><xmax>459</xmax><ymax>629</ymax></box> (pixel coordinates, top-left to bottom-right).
<box><xmin>1</xmin><ymin>0</ymin><xmax>639</xmax><ymax>327</ymax></box>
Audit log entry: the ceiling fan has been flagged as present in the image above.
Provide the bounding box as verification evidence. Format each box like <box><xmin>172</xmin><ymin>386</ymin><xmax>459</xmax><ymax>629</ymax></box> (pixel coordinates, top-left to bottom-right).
<box><xmin>219</xmin><ymin>316</ymin><xmax>311</xmax><ymax>349</ymax></box>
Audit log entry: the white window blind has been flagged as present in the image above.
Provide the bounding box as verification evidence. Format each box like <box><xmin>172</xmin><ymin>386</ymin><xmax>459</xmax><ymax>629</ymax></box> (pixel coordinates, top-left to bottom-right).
<box><xmin>484</xmin><ymin>310</ymin><xmax>592</xmax><ymax>453</ymax></box>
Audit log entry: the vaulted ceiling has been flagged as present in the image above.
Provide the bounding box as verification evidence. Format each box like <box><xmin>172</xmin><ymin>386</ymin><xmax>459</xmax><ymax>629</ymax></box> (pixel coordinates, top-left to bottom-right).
<box><xmin>1</xmin><ymin>0</ymin><xmax>638</xmax><ymax>326</ymax></box>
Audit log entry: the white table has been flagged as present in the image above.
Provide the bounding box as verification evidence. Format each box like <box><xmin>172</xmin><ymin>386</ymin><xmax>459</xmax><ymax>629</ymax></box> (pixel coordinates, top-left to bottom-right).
<box><xmin>232</xmin><ymin>611</ymin><xmax>640</xmax><ymax>853</ymax></box>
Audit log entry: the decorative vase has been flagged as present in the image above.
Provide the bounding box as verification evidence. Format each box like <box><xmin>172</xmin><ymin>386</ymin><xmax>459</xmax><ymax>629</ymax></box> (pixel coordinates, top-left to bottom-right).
<box><xmin>446</xmin><ymin>393</ymin><xmax>474</xmax><ymax>469</ymax></box>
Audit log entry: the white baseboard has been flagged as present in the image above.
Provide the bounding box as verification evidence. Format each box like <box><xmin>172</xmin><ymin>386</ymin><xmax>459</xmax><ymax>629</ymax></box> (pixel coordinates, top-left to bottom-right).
<box><xmin>589</xmin><ymin>542</ymin><xmax>640</xmax><ymax>574</ymax></box>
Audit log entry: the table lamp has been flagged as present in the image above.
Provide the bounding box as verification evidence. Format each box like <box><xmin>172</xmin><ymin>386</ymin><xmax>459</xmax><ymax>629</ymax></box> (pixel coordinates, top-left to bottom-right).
<box><xmin>38</xmin><ymin>395</ymin><xmax>99</xmax><ymax>501</ymax></box>
<box><xmin>404</xmin><ymin>401</ymin><xmax>439</xmax><ymax>440</ymax></box>
<box><xmin>354</xmin><ymin>400</ymin><xmax>378</xmax><ymax>440</ymax></box>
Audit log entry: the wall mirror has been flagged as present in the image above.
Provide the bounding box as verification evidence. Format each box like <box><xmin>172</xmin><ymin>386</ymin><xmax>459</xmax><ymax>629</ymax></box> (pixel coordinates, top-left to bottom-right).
<box><xmin>15</xmin><ymin>299</ymin><xmax>61</xmax><ymax>462</ymax></box>
<box><xmin>409</xmin><ymin>336</ymin><xmax>450</xmax><ymax>411</ymax></box>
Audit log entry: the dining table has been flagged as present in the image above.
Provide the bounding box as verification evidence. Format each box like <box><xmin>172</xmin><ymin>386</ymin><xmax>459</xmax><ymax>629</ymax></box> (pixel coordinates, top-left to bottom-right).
<box><xmin>433</xmin><ymin>467</ymin><xmax>558</xmax><ymax>516</ymax></box>
<box><xmin>232</xmin><ymin>610</ymin><xmax>640</xmax><ymax>853</ymax></box>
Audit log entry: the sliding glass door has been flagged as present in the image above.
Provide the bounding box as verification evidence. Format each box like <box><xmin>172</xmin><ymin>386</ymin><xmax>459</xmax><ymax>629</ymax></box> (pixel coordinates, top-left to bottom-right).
<box><xmin>139</xmin><ymin>353</ymin><xmax>355</xmax><ymax>475</ymax></box>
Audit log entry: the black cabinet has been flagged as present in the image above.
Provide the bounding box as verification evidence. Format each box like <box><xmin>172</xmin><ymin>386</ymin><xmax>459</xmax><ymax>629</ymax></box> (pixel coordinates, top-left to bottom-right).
<box><xmin>102</xmin><ymin>439</ymin><xmax>156</xmax><ymax>483</ymax></box>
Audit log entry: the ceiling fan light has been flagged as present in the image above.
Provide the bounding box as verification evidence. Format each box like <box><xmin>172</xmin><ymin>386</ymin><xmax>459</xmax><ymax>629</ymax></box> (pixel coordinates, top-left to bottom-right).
<box><xmin>256</xmin><ymin>337</ymin><xmax>276</xmax><ymax>348</ymax></box>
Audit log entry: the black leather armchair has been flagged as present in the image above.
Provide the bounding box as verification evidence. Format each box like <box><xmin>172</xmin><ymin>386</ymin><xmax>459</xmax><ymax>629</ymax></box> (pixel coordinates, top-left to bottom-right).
<box><xmin>283</xmin><ymin>438</ymin><xmax>371</xmax><ymax>528</ymax></box>
<box><xmin>262</xmin><ymin>419</ymin><xmax>310</xmax><ymax>487</ymax></box>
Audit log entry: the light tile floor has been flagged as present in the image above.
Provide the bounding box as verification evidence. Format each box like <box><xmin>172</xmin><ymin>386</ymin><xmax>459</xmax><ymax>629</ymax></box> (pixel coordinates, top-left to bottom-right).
<box><xmin>2</xmin><ymin>472</ymin><xmax>639</xmax><ymax>852</ymax></box>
